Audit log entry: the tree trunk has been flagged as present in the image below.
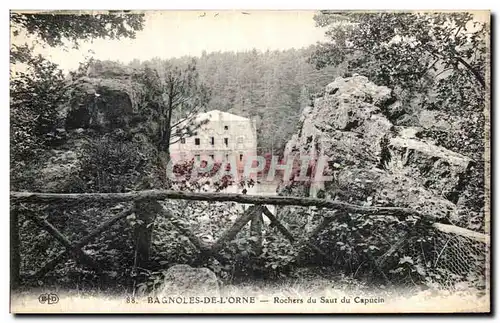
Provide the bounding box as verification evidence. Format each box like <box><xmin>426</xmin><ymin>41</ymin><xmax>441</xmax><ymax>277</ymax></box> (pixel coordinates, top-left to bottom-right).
<box><xmin>161</xmin><ymin>83</ymin><xmax>175</xmax><ymax>169</ymax></box>
<box><xmin>250</xmin><ymin>211</ymin><xmax>263</xmax><ymax>256</ymax></box>
<box><xmin>10</xmin><ymin>207</ymin><xmax>20</xmax><ymax>290</ymax></box>
<box><xmin>133</xmin><ymin>201</ymin><xmax>158</xmax><ymax>269</ymax></box>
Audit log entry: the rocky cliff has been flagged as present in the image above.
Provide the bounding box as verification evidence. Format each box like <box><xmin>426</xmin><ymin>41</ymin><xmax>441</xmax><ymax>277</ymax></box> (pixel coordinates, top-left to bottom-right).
<box><xmin>29</xmin><ymin>67</ymin><xmax>162</xmax><ymax>193</ymax></box>
<box><xmin>281</xmin><ymin>75</ymin><xmax>472</xmax><ymax>223</ymax></box>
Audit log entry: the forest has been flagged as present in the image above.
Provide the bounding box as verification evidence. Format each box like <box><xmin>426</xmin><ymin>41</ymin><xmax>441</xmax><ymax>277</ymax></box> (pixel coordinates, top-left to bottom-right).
<box><xmin>10</xmin><ymin>11</ymin><xmax>489</xmax><ymax>304</ymax></box>
<box><xmin>78</xmin><ymin>47</ymin><xmax>344</xmax><ymax>157</ymax></box>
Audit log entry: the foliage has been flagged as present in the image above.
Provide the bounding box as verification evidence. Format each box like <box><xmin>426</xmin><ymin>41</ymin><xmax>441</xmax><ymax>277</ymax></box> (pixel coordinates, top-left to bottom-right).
<box><xmin>139</xmin><ymin>158</ymin><xmax>301</xmax><ymax>284</ymax></box>
<box><xmin>12</xmin><ymin>11</ymin><xmax>488</xmax><ymax>294</ymax></box>
<box><xmin>133</xmin><ymin>59</ymin><xmax>211</xmax><ymax>157</ymax></box>
<box><xmin>170</xmin><ymin>158</ymin><xmax>255</xmax><ymax>192</ymax></box>
<box><xmin>74</xmin><ymin>135</ymin><xmax>162</xmax><ymax>193</ymax></box>
<box><xmin>11</xmin><ymin>11</ymin><xmax>149</xmax><ymax>290</ymax></box>
<box><xmin>311</xmin><ymin>12</ymin><xmax>486</xmax><ymax>91</ymax></box>
<box><xmin>60</xmin><ymin>48</ymin><xmax>347</xmax><ymax>159</ymax></box>
<box><xmin>313</xmin><ymin>211</ymin><xmax>420</xmax><ymax>280</ymax></box>
<box><xmin>260</xmin><ymin>234</ymin><xmax>298</xmax><ymax>275</ymax></box>
<box><xmin>10</xmin><ymin>52</ymin><xmax>67</xmax><ymax>190</ymax></box>
<box><xmin>10</xmin><ymin>53</ymin><xmax>66</xmax><ymax>144</ymax></box>
<box><xmin>11</xmin><ymin>11</ymin><xmax>144</xmax><ymax>49</ymax></box>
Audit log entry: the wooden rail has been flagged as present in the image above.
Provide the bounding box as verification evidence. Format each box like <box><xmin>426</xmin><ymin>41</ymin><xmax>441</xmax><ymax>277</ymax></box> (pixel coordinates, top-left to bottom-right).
<box><xmin>11</xmin><ymin>190</ymin><xmax>488</xmax><ymax>285</ymax></box>
<box><xmin>33</xmin><ymin>207</ymin><xmax>134</xmax><ymax>279</ymax></box>
<box><xmin>433</xmin><ymin>223</ymin><xmax>490</xmax><ymax>245</ymax></box>
<box><xmin>10</xmin><ymin>190</ymin><xmax>422</xmax><ymax>218</ymax></box>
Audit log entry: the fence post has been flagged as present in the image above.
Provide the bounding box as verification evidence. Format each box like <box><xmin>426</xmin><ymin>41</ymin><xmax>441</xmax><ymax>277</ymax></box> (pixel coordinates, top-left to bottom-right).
<box><xmin>250</xmin><ymin>209</ymin><xmax>263</xmax><ymax>256</ymax></box>
<box><xmin>10</xmin><ymin>207</ymin><xmax>20</xmax><ymax>290</ymax></box>
<box><xmin>249</xmin><ymin>208</ymin><xmax>264</xmax><ymax>277</ymax></box>
<box><xmin>133</xmin><ymin>200</ymin><xmax>158</xmax><ymax>269</ymax></box>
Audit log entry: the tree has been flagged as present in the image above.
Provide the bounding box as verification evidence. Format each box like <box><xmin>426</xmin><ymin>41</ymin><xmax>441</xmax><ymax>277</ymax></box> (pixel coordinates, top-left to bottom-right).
<box><xmin>135</xmin><ymin>59</ymin><xmax>211</xmax><ymax>167</ymax></box>
<box><xmin>310</xmin><ymin>12</ymin><xmax>487</xmax><ymax>108</ymax></box>
<box><xmin>10</xmin><ymin>11</ymin><xmax>144</xmax><ymax>48</ymax></box>
<box><xmin>10</xmin><ymin>53</ymin><xmax>68</xmax><ymax>189</ymax></box>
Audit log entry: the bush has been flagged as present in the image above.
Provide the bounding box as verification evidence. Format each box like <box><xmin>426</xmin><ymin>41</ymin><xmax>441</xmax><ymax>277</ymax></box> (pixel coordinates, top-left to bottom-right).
<box><xmin>75</xmin><ymin>134</ymin><xmax>162</xmax><ymax>192</ymax></box>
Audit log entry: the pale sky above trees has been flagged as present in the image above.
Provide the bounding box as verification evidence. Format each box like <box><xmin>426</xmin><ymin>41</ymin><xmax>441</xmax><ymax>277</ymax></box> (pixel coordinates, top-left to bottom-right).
<box><xmin>13</xmin><ymin>11</ymin><xmax>326</xmax><ymax>71</ymax></box>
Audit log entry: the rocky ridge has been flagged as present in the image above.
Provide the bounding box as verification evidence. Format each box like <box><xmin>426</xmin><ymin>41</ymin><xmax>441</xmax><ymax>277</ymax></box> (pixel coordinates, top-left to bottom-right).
<box><xmin>281</xmin><ymin>75</ymin><xmax>472</xmax><ymax>223</ymax></box>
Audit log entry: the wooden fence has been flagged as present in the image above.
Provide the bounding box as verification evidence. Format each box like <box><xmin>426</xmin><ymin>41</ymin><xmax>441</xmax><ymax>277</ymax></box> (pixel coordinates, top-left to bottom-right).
<box><xmin>10</xmin><ymin>190</ymin><xmax>488</xmax><ymax>288</ymax></box>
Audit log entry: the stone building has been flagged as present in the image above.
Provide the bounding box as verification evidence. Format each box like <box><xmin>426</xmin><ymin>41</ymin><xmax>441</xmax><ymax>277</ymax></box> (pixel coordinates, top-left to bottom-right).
<box><xmin>170</xmin><ymin>110</ymin><xmax>257</xmax><ymax>172</ymax></box>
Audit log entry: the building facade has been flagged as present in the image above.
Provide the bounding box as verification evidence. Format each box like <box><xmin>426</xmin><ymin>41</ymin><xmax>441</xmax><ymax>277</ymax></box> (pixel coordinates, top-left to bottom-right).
<box><xmin>170</xmin><ymin>110</ymin><xmax>257</xmax><ymax>172</ymax></box>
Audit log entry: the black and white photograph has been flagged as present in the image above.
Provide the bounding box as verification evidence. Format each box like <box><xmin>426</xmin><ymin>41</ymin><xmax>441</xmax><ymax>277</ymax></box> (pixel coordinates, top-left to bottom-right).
<box><xmin>8</xmin><ymin>9</ymin><xmax>490</xmax><ymax>313</ymax></box>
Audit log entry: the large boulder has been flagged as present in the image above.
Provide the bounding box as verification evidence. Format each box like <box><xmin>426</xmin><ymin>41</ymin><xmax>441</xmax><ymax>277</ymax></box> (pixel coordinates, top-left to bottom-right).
<box><xmin>280</xmin><ymin>75</ymin><xmax>471</xmax><ymax>223</ymax></box>
<box><xmin>157</xmin><ymin>265</ymin><xmax>220</xmax><ymax>297</ymax></box>
<box><xmin>64</xmin><ymin>76</ymin><xmax>141</xmax><ymax>133</ymax></box>
<box><xmin>334</xmin><ymin>167</ymin><xmax>457</xmax><ymax>220</ymax></box>
<box><xmin>284</xmin><ymin>75</ymin><xmax>395</xmax><ymax>174</ymax></box>
<box><xmin>388</xmin><ymin>136</ymin><xmax>471</xmax><ymax>198</ymax></box>
<box><xmin>418</xmin><ymin>109</ymin><xmax>467</xmax><ymax>133</ymax></box>
<box><xmin>324</xmin><ymin>74</ymin><xmax>393</xmax><ymax>106</ymax></box>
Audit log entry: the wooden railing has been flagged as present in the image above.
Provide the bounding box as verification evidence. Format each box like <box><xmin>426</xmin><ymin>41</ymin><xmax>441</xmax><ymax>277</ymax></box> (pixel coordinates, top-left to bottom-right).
<box><xmin>10</xmin><ymin>190</ymin><xmax>487</xmax><ymax>288</ymax></box>
<box><xmin>11</xmin><ymin>190</ymin><xmax>421</xmax><ymax>217</ymax></box>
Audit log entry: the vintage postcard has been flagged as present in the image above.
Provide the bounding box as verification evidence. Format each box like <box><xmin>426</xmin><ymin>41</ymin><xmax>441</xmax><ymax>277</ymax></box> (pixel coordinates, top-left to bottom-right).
<box><xmin>9</xmin><ymin>10</ymin><xmax>490</xmax><ymax>314</ymax></box>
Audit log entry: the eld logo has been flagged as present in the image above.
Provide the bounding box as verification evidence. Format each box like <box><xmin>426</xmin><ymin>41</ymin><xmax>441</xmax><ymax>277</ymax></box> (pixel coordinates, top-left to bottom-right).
<box><xmin>38</xmin><ymin>293</ymin><xmax>59</xmax><ymax>305</ymax></box>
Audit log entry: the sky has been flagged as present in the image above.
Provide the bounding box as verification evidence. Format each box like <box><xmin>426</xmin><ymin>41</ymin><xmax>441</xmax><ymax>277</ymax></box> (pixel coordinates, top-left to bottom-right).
<box><xmin>11</xmin><ymin>10</ymin><xmax>490</xmax><ymax>73</ymax></box>
<box><xmin>13</xmin><ymin>11</ymin><xmax>327</xmax><ymax>72</ymax></box>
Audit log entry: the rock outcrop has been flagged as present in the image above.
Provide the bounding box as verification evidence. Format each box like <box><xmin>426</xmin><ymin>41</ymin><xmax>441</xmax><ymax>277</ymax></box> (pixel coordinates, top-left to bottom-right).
<box><xmin>281</xmin><ymin>75</ymin><xmax>472</xmax><ymax>223</ymax></box>
<box><xmin>64</xmin><ymin>76</ymin><xmax>140</xmax><ymax>132</ymax></box>
<box><xmin>30</xmin><ymin>66</ymin><xmax>161</xmax><ymax>193</ymax></box>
